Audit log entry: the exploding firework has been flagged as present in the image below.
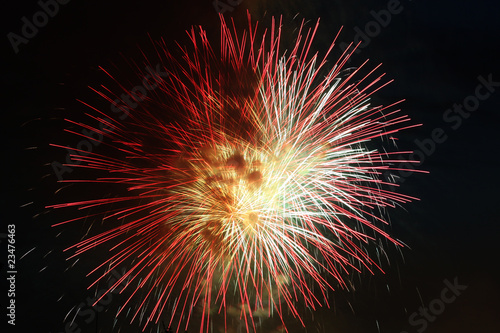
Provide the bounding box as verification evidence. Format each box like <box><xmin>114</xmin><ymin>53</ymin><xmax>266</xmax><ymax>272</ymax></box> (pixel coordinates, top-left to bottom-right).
<box><xmin>49</xmin><ymin>14</ymin><xmax>420</xmax><ymax>333</ymax></box>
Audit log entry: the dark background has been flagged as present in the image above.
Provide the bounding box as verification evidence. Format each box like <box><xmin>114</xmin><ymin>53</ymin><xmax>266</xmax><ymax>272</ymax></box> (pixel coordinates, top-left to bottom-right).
<box><xmin>2</xmin><ymin>0</ymin><xmax>500</xmax><ymax>332</ymax></box>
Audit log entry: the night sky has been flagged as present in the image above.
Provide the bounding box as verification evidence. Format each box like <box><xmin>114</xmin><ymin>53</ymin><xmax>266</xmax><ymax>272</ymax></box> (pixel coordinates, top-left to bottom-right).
<box><xmin>2</xmin><ymin>0</ymin><xmax>500</xmax><ymax>332</ymax></box>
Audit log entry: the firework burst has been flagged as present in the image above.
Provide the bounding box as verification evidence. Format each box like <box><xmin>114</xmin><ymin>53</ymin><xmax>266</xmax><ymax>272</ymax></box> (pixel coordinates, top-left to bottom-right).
<box><xmin>49</xmin><ymin>14</ymin><xmax>421</xmax><ymax>333</ymax></box>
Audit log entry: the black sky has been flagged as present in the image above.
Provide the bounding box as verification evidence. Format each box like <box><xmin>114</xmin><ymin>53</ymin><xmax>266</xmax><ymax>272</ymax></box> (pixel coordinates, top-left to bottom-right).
<box><xmin>2</xmin><ymin>0</ymin><xmax>500</xmax><ymax>332</ymax></box>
